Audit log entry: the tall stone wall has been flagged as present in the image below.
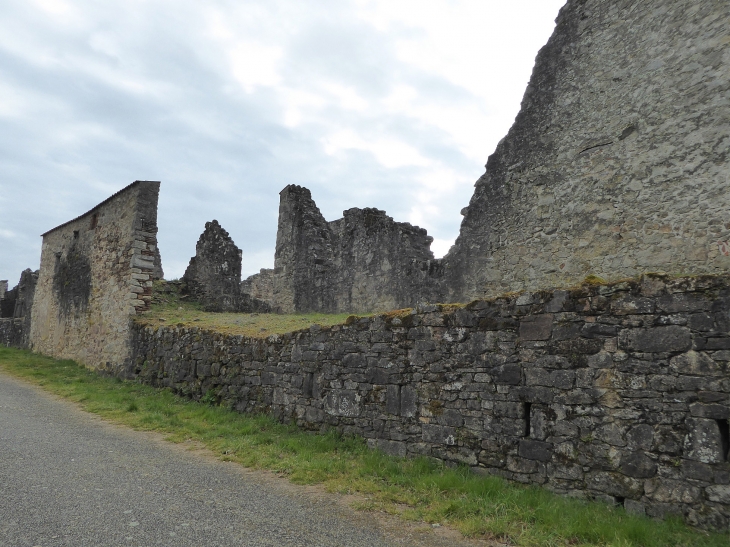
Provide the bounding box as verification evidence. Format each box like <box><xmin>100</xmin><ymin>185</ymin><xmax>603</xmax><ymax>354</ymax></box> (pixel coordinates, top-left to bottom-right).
<box><xmin>29</xmin><ymin>181</ymin><xmax>161</xmax><ymax>372</ymax></box>
<box><xmin>132</xmin><ymin>274</ymin><xmax>730</xmax><ymax>529</ymax></box>
<box><xmin>442</xmin><ymin>0</ymin><xmax>730</xmax><ymax>303</ymax></box>
<box><xmin>272</xmin><ymin>185</ymin><xmax>440</xmax><ymax>314</ymax></box>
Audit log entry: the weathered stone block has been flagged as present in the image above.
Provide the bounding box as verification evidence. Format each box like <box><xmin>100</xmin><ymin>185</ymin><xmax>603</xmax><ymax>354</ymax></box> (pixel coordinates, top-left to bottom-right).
<box><xmin>519</xmin><ymin>314</ymin><xmax>554</xmax><ymax>341</ymax></box>
<box><xmin>518</xmin><ymin>440</ymin><xmax>553</xmax><ymax>462</ymax></box>
<box><xmin>325</xmin><ymin>390</ymin><xmax>361</xmax><ymax>417</ymax></box>
<box><xmin>619</xmin><ymin>452</ymin><xmax>657</xmax><ymax>478</ymax></box>
<box><xmin>422</xmin><ymin>424</ymin><xmax>456</xmax><ymax>446</ymax></box>
<box><xmin>619</xmin><ymin>326</ymin><xmax>692</xmax><ymax>353</ymax></box>
<box><xmin>491</xmin><ymin>363</ymin><xmax>522</xmax><ymax>385</ymax></box>
<box><xmin>670</xmin><ymin>351</ymin><xmax>722</xmax><ymax>376</ymax></box>
<box><xmin>684</xmin><ymin>418</ymin><xmax>725</xmax><ymax>464</ymax></box>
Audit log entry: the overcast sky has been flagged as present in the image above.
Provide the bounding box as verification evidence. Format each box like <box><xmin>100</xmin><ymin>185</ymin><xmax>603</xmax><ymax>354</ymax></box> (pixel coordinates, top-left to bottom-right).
<box><xmin>0</xmin><ymin>0</ymin><xmax>565</xmax><ymax>284</ymax></box>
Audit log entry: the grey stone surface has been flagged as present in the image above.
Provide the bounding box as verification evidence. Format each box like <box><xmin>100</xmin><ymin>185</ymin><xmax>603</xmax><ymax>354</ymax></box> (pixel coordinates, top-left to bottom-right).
<box><xmin>0</xmin><ymin>372</ymin><xmax>477</xmax><ymax>547</ymax></box>
<box><xmin>132</xmin><ymin>274</ymin><xmax>730</xmax><ymax>529</ymax></box>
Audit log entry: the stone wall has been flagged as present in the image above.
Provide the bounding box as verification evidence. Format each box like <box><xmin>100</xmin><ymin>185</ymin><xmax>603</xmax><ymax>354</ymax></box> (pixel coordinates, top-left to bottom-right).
<box><xmin>0</xmin><ymin>269</ymin><xmax>39</xmax><ymax>348</ymax></box>
<box><xmin>0</xmin><ymin>280</ymin><xmax>16</xmax><ymax>318</ymax></box>
<box><xmin>30</xmin><ymin>181</ymin><xmax>162</xmax><ymax>372</ymax></box>
<box><xmin>272</xmin><ymin>185</ymin><xmax>440</xmax><ymax>314</ymax></box>
<box><xmin>132</xmin><ymin>274</ymin><xmax>730</xmax><ymax>529</ymax></box>
<box><xmin>241</xmin><ymin>268</ymin><xmax>275</xmax><ymax>309</ymax></box>
<box><xmin>441</xmin><ymin>0</ymin><xmax>730</xmax><ymax>303</ymax></box>
<box><xmin>183</xmin><ymin>220</ymin><xmax>244</xmax><ymax>312</ymax></box>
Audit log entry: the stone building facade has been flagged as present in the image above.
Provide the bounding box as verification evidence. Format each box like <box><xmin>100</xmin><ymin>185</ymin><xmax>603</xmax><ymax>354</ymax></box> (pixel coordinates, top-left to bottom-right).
<box><xmin>29</xmin><ymin>180</ymin><xmax>162</xmax><ymax>372</ymax></box>
<box><xmin>183</xmin><ymin>220</ymin><xmax>271</xmax><ymax>313</ymax></box>
<box><xmin>272</xmin><ymin>185</ymin><xmax>440</xmax><ymax>314</ymax></box>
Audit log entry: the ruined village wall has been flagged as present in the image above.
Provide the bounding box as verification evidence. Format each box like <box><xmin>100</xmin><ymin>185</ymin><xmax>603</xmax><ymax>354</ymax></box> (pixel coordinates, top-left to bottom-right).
<box><xmin>272</xmin><ymin>185</ymin><xmax>440</xmax><ymax>314</ymax></box>
<box><xmin>0</xmin><ymin>269</ymin><xmax>39</xmax><ymax>348</ymax></box>
<box><xmin>241</xmin><ymin>268</ymin><xmax>275</xmax><ymax>308</ymax></box>
<box><xmin>30</xmin><ymin>181</ymin><xmax>161</xmax><ymax>372</ymax></box>
<box><xmin>132</xmin><ymin>274</ymin><xmax>730</xmax><ymax>529</ymax></box>
<box><xmin>442</xmin><ymin>0</ymin><xmax>730</xmax><ymax>303</ymax></box>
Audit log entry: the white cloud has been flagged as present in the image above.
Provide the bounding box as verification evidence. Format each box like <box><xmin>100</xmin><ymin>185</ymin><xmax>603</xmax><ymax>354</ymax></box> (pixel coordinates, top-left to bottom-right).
<box><xmin>230</xmin><ymin>41</ymin><xmax>283</xmax><ymax>93</ymax></box>
<box><xmin>323</xmin><ymin>129</ymin><xmax>431</xmax><ymax>169</ymax></box>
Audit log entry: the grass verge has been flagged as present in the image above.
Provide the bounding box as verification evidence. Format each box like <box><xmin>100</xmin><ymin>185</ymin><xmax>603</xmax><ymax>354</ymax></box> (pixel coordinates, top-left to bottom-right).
<box><xmin>1</xmin><ymin>346</ymin><xmax>727</xmax><ymax>547</ymax></box>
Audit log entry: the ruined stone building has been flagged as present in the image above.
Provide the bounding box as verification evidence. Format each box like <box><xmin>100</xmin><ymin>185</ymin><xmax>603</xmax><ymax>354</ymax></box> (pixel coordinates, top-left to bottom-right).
<box><xmin>2</xmin><ymin>0</ymin><xmax>730</xmax><ymax>530</ymax></box>
<box><xmin>28</xmin><ymin>181</ymin><xmax>162</xmax><ymax>372</ymax></box>
<box><xmin>182</xmin><ymin>220</ymin><xmax>271</xmax><ymax>312</ymax></box>
<box><xmin>0</xmin><ymin>269</ymin><xmax>39</xmax><ymax>347</ymax></box>
<box><xmin>439</xmin><ymin>0</ymin><xmax>729</xmax><ymax>303</ymax></box>
<box><xmin>271</xmin><ymin>185</ymin><xmax>441</xmax><ymax>314</ymax></box>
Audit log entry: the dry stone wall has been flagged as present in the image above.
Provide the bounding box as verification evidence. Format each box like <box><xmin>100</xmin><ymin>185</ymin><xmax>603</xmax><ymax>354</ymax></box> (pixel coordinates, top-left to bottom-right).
<box><xmin>132</xmin><ymin>274</ymin><xmax>730</xmax><ymax>529</ymax></box>
<box><xmin>273</xmin><ymin>185</ymin><xmax>440</xmax><ymax>314</ymax></box>
<box><xmin>29</xmin><ymin>181</ymin><xmax>161</xmax><ymax>372</ymax></box>
<box><xmin>442</xmin><ymin>0</ymin><xmax>730</xmax><ymax>303</ymax></box>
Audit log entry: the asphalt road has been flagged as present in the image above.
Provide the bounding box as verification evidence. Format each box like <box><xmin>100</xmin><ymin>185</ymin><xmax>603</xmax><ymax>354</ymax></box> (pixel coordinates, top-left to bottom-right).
<box><xmin>0</xmin><ymin>372</ymin><xmax>489</xmax><ymax>547</ymax></box>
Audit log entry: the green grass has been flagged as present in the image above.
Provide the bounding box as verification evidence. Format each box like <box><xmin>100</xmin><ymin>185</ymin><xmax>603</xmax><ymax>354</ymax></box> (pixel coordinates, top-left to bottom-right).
<box><xmin>135</xmin><ymin>280</ymin><xmax>361</xmax><ymax>337</ymax></box>
<box><xmin>1</xmin><ymin>346</ymin><xmax>728</xmax><ymax>547</ymax></box>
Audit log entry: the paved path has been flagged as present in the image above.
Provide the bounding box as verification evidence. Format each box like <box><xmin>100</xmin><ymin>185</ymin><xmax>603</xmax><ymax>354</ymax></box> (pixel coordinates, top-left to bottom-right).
<box><xmin>0</xmin><ymin>372</ymin><xmax>489</xmax><ymax>547</ymax></box>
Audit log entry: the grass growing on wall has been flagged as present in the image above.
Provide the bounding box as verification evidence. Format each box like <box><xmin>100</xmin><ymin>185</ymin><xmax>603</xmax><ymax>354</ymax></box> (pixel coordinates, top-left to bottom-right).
<box><xmin>135</xmin><ymin>281</ymin><xmax>361</xmax><ymax>337</ymax></box>
<box><xmin>1</xmin><ymin>346</ymin><xmax>727</xmax><ymax>547</ymax></box>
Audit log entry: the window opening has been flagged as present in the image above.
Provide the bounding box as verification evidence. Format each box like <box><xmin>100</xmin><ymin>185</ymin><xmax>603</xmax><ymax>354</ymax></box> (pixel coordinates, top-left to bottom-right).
<box><xmin>717</xmin><ymin>419</ymin><xmax>730</xmax><ymax>461</ymax></box>
<box><xmin>523</xmin><ymin>402</ymin><xmax>532</xmax><ymax>437</ymax></box>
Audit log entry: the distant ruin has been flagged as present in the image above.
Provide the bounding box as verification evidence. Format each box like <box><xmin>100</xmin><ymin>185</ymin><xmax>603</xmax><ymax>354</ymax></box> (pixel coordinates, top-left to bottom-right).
<box><xmin>271</xmin><ymin>185</ymin><xmax>441</xmax><ymax>314</ymax></box>
<box><xmin>182</xmin><ymin>220</ymin><xmax>271</xmax><ymax>313</ymax></box>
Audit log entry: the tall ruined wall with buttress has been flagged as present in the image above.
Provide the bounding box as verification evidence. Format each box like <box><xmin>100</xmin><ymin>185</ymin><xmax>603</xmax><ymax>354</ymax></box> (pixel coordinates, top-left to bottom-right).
<box><xmin>272</xmin><ymin>185</ymin><xmax>440</xmax><ymax>314</ymax></box>
<box><xmin>441</xmin><ymin>0</ymin><xmax>730</xmax><ymax>303</ymax></box>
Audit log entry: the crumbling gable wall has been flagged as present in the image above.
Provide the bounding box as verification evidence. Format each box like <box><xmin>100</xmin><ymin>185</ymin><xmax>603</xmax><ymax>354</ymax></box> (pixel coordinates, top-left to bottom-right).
<box><xmin>442</xmin><ymin>0</ymin><xmax>730</xmax><ymax>303</ymax></box>
<box><xmin>183</xmin><ymin>220</ymin><xmax>243</xmax><ymax>312</ymax></box>
<box><xmin>183</xmin><ymin>221</ymin><xmax>272</xmax><ymax>313</ymax></box>
<box><xmin>29</xmin><ymin>180</ymin><xmax>162</xmax><ymax>372</ymax></box>
<box><xmin>272</xmin><ymin>185</ymin><xmax>440</xmax><ymax>314</ymax></box>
